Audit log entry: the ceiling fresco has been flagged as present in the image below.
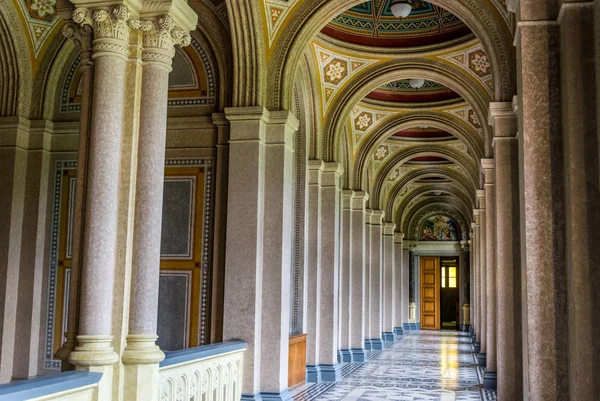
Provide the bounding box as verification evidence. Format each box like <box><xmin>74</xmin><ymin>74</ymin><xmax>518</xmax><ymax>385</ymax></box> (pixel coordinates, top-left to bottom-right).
<box><xmin>12</xmin><ymin>0</ymin><xmax>61</xmax><ymax>58</ymax></box>
<box><xmin>321</xmin><ymin>0</ymin><xmax>471</xmax><ymax>47</ymax></box>
<box><xmin>367</xmin><ymin>80</ymin><xmax>460</xmax><ymax>103</ymax></box>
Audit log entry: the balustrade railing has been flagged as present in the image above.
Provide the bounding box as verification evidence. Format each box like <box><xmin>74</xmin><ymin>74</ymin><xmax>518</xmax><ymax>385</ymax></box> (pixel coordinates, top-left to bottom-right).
<box><xmin>158</xmin><ymin>341</ymin><xmax>246</xmax><ymax>401</ymax></box>
<box><xmin>0</xmin><ymin>371</ymin><xmax>102</xmax><ymax>401</ymax></box>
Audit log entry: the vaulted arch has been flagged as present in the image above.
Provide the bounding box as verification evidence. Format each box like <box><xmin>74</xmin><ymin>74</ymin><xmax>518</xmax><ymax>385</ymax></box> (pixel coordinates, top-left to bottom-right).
<box><xmin>267</xmin><ymin>0</ymin><xmax>515</xmax><ymax>113</ymax></box>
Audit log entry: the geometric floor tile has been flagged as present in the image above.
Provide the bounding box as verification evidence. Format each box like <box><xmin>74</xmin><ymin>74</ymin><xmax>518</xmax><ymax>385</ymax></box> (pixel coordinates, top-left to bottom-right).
<box><xmin>292</xmin><ymin>331</ymin><xmax>497</xmax><ymax>401</ymax></box>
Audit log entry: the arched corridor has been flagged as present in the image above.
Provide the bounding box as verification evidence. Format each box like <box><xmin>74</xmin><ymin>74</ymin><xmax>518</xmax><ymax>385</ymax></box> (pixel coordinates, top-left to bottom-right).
<box><xmin>0</xmin><ymin>0</ymin><xmax>599</xmax><ymax>401</ymax></box>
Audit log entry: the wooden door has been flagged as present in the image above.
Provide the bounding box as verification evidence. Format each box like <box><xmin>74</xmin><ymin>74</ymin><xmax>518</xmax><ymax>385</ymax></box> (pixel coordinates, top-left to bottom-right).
<box><xmin>420</xmin><ymin>256</ymin><xmax>440</xmax><ymax>330</ymax></box>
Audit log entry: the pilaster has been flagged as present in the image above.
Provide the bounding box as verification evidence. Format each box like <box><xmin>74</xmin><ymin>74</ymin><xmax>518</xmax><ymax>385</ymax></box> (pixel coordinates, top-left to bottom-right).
<box><xmin>338</xmin><ymin>190</ymin><xmax>353</xmax><ymax>362</ymax></box>
<box><xmin>381</xmin><ymin>222</ymin><xmax>395</xmax><ymax>343</ymax></box>
<box><xmin>393</xmin><ymin>233</ymin><xmax>405</xmax><ymax>336</ymax></box>
<box><xmin>348</xmin><ymin>191</ymin><xmax>368</xmax><ymax>362</ymax></box>
<box><xmin>366</xmin><ymin>210</ymin><xmax>384</xmax><ymax>350</ymax></box>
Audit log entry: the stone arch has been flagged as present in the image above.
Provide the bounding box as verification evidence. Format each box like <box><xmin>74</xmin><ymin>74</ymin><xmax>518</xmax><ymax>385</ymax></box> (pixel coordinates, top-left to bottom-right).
<box><xmin>0</xmin><ymin>1</ymin><xmax>32</xmax><ymax>117</ymax></box>
<box><xmin>324</xmin><ymin>60</ymin><xmax>491</xmax><ymax>163</ymax></box>
<box><xmin>225</xmin><ymin>0</ymin><xmax>266</xmax><ymax>107</ymax></box>
<box><xmin>370</xmin><ymin>144</ymin><xmax>478</xmax><ymax>207</ymax></box>
<box><xmin>353</xmin><ymin>109</ymin><xmax>483</xmax><ymax>189</ymax></box>
<box><xmin>384</xmin><ymin>168</ymin><xmax>477</xmax><ymax>218</ymax></box>
<box><xmin>267</xmin><ymin>0</ymin><xmax>515</xmax><ymax>112</ymax></box>
<box><xmin>394</xmin><ymin>183</ymin><xmax>474</xmax><ymax>226</ymax></box>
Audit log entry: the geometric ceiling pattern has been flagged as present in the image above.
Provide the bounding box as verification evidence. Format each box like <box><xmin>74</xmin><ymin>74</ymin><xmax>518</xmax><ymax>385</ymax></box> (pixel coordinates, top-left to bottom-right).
<box><xmin>438</xmin><ymin>42</ymin><xmax>494</xmax><ymax>97</ymax></box>
<box><xmin>263</xmin><ymin>0</ymin><xmax>300</xmax><ymax>47</ymax></box>
<box><xmin>312</xmin><ymin>41</ymin><xmax>380</xmax><ymax>115</ymax></box>
<box><xmin>322</xmin><ymin>0</ymin><xmax>471</xmax><ymax>47</ymax></box>
<box><xmin>12</xmin><ymin>0</ymin><xmax>61</xmax><ymax>58</ymax></box>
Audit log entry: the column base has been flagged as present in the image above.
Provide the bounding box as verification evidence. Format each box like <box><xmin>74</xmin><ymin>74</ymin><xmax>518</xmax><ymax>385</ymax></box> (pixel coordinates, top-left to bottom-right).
<box><xmin>121</xmin><ymin>335</ymin><xmax>165</xmax><ymax>365</ymax></box>
<box><xmin>483</xmin><ymin>371</ymin><xmax>497</xmax><ymax>390</ymax></box>
<box><xmin>306</xmin><ymin>364</ymin><xmax>320</xmax><ymax>382</ymax></box>
<box><xmin>350</xmin><ymin>348</ymin><xmax>367</xmax><ymax>362</ymax></box>
<box><xmin>473</xmin><ymin>342</ymin><xmax>481</xmax><ymax>354</ymax></box>
<box><xmin>365</xmin><ymin>338</ymin><xmax>383</xmax><ymax>350</ymax></box>
<box><xmin>68</xmin><ymin>335</ymin><xmax>119</xmax><ymax>367</ymax></box>
<box><xmin>461</xmin><ymin>324</ymin><xmax>470</xmax><ymax>332</ymax></box>
<box><xmin>318</xmin><ymin>363</ymin><xmax>341</xmax><ymax>382</ymax></box>
<box><xmin>338</xmin><ymin>349</ymin><xmax>352</xmax><ymax>363</ymax></box>
<box><xmin>477</xmin><ymin>352</ymin><xmax>486</xmax><ymax>367</ymax></box>
<box><xmin>469</xmin><ymin>326</ymin><xmax>475</xmax><ymax>336</ymax></box>
<box><xmin>382</xmin><ymin>332</ymin><xmax>395</xmax><ymax>343</ymax></box>
<box><xmin>403</xmin><ymin>323</ymin><xmax>410</xmax><ymax>331</ymax></box>
<box><xmin>471</xmin><ymin>333</ymin><xmax>477</xmax><ymax>344</ymax></box>
<box><xmin>394</xmin><ymin>327</ymin><xmax>404</xmax><ymax>336</ymax></box>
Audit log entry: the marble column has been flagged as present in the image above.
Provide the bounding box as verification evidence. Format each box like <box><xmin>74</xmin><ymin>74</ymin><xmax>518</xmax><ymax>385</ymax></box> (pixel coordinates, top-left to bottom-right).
<box><xmin>490</xmin><ymin>102</ymin><xmax>523</xmax><ymax>401</ymax></box>
<box><xmin>259</xmin><ymin>111</ymin><xmax>298</xmax><ymax>399</ymax></box>
<box><xmin>393</xmin><ymin>233</ymin><xmax>405</xmax><ymax>336</ymax></box>
<box><xmin>517</xmin><ymin>5</ymin><xmax>568</xmax><ymax>399</ymax></box>
<box><xmin>54</xmin><ymin>22</ymin><xmax>93</xmax><ymax>373</ymax></box>
<box><xmin>482</xmin><ymin>159</ymin><xmax>497</xmax><ymax>389</ymax></box>
<box><xmin>305</xmin><ymin>160</ymin><xmax>322</xmax><ymax>382</ymax></box>
<box><xmin>222</xmin><ymin>107</ymin><xmax>268</xmax><ymax>398</ymax></box>
<box><xmin>381</xmin><ymin>222</ymin><xmax>395</xmax><ymax>343</ymax></box>
<box><xmin>363</xmin><ymin>209</ymin><xmax>372</xmax><ymax>338</ymax></box>
<box><xmin>469</xmin><ymin>232</ymin><xmax>476</xmax><ymax>339</ymax></box>
<box><xmin>223</xmin><ymin>108</ymin><xmax>299</xmax><ymax>399</ymax></box>
<box><xmin>559</xmin><ymin>3</ymin><xmax>600</xmax><ymax>400</ymax></box>
<box><xmin>338</xmin><ymin>190</ymin><xmax>353</xmax><ymax>362</ymax></box>
<box><xmin>472</xmin><ymin>214</ymin><xmax>480</xmax><ymax>353</ymax></box>
<box><xmin>68</xmin><ymin>6</ymin><xmax>133</xmax><ymax>379</ymax></box>
<box><xmin>458</xmin><ymin>246</ymin><xmax>468</xmax><ymax>332</ymax></box>
<box><xmin>476</xmin><ymin>190</ymin><xmax>487</xmax><ymax>367</ymax></box>
<box><xmin>316</xmin><ymin>162</ymin><xmax>343</xmax><ymax>381</ymax></box>
<box><xmin>123</xmin><ymin>15</ymin><xmax>194</xmax><ymax>401</ymax></box>
<box><xmin>366</xmin><ymin>210</ymin><xmax>384</xmax><ymax>349</ymax></box>
<box><xmin>348</xmin><ymin>191</ymin><xmax>368</xmax><ymax>362</ymax></box>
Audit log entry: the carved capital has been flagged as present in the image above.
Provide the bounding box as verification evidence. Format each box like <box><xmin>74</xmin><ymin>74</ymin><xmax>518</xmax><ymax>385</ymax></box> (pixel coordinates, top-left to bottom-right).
<box><xmin>129</xmin><ymin>14</ymin><xmax>192</xmax><ymax>67</ymax></box>
<box><xmin>72</xmin><ymin>4</ymin><xmax>134</xmax><ymax>59</ymax></box>
<box><xmin>62</xmin><ymin>21</ymin><xmax>94</xmax><ymax>66</ymax></box>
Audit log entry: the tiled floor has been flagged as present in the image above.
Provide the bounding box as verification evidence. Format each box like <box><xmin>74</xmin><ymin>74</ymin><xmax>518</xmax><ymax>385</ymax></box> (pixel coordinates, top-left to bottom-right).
<box><xmin>292</xmin><ymin>331</ymin><xmax>496</xmax><ymax>401</ymax></box>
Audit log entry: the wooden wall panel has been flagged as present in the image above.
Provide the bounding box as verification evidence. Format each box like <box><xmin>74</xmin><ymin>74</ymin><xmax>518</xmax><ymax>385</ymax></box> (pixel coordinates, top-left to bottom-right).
<box><xmin>288</xmin><ymin>334</ymin><xmax>307</xmax><ymax>387</ymax></box>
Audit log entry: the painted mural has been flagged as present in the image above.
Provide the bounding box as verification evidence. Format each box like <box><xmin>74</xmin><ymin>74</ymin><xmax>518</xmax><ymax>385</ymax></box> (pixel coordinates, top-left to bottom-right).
<box><xmin>419</xmin><ymin>215</ymin><xmax>458</xmax><ymax>241</ymax></box>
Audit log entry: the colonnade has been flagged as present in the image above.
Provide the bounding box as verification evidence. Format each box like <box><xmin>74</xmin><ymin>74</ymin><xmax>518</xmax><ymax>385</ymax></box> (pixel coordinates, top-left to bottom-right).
<box><xmin>468</xmin><ymin>3</ymin><xmax>600</xmax><ymax>396</ymax></box>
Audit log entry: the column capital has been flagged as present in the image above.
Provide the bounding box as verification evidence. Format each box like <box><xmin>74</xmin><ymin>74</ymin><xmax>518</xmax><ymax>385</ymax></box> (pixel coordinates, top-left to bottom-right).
<box><xmin>341</xmin><ymin>190</ymin><xmax>353</xmax><ymax>210</ymax></box>
<box><xmin>134</xmin><ymin>14</ymin><xmax>195</xmax><ymax>68</ymax></box>
<box><xmin>394</xmin><ymin>232</ymin><xmax>404</xmax><ymax>244</ymax></box>
<box><xmin>473</xmin><ymin>209</ymin><xmax>481</xmax><ymax>224</ymax></box>
<box><xmin>489</xmin><ymin>101</ymin><xmax>518</xmax><ymax>140</ymax></box>
<box><xmin>265</xmin><ymin>110</ymin><xmax>298</xmax><ymax>147</ymax></box>
<box><xmin>383</xmin><ymin>222</ymin><xmax>396</xmax><ymax>235</ymax></box>
<box><xmin>225</xmin><ymin>106</ymin><xmax>268</xmax><ymax>142</ymax></box>
<box><xmin>481</xmin><ymin>158</ymin><xmax>495</xmax><ymax>185</ymax></box>
<box><xmin>62</xmin><ymin>22</ymin><xmax>93</xmax><ymax>66</ymax></box>
<box><xmin>476</xmin><ymin>190</ymin><xmax>486</xmax><ymax>209</ymax></box>
<box><xmin>307</xmin><ymin>159</ymin><xmax>322</xmax><ymax>185</ymax></box>
<box><xmin>350</xmin><ymin>191</ymin><xmax>369</xmax><ymax>210</ymax></box>
<box><xmin>369</xmin><ymin>209</ymin><xmax>385</xmax><ymax>225</ymax></box>
<box><xmin>318</xmin><ymin>162</ymin><xmax>343</xmax><ymax>188</ymax></box>
<box><xmin>488</xmin><ymin>102</ymin><xmax>516</xmax><ymax>124</ymax></box>
<box><xmin>69</xmin><ymin>4</ymin><xmax>136</xmax><ymax>59</ymax></box>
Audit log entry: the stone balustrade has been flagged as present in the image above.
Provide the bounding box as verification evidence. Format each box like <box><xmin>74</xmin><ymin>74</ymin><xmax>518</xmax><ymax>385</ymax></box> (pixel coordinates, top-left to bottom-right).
<box><xmin>158</xmin><ymin>341</ymin><xmax>246</xmax><ymax>401</ymax></box>
<box><xmin>0</xmin><ymin>371</ymin><xmax>102</xmax><ymax>400</ymax></box>
<box><xmin>0</xmin><ymin>341</ymin><xmax>245</xmax><ymax>401</ymax></box>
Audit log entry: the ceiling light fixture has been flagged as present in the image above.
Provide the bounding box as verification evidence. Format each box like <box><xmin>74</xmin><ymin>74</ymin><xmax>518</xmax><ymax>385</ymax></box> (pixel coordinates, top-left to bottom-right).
<box><xmin>433</xmin><ymin>191</ymin><xmax>443</xmax><ymax>196</ymax></box>
<box><xmin>390</xmin><ymin>0</ymin><xmax>412</xmax><ymax>18</ymax></box>
<box><xmin>409</xmin><ymin>78</ymin><xmax>425</xmax><ymax>89</ymax></box>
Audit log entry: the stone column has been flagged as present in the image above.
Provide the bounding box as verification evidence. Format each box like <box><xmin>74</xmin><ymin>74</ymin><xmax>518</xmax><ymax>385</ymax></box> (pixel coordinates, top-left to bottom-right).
<box><xmin>393</xmin><ymin>233</ymin><xmax>405</xmax><ymax>336</ymax></box>
<box><xmin>559</xmin><ymin>3</ymin><xmax>600</xmax><ymax>400</ymax></box>
<box><xmin>122</xmin><ymin>15</ymin><xmax>194</xmax><ymax>401</ymax></box>
<box><xmin>54</xmin><ymin>22</ymin><xmax>93</xmax><ymax>373</ymax></box>
<box><xmin>67</xmin><ymin>6</ymin><xmax>133</xmax><ymax>385</ymax></box>
<box><xmin>363</xmin><ymin>209</ymin><xmax>372</xmax><ymax>338</ymax></box>
<box><xmin>316</xmin><ymin>162</ymin><xmax>343</xmax><ymax>381</ymax></box>
<box><xmin>348</xmin><ymin>191</ymin><xmax>368</xmax><ymax>362</ymax></box>
<box><xmin>222</xmin><ymin>106</ymin><xmax>268</xmax><ymax>398</ymax></box>
<box><xmin>366</xmin><ymin>210</ymin><xmax>384</xmax><ymax>349</ymax></box>
<box><xmin>223</xmin><ymin>109</ymin><xmax>299</xmax><ymax>399</ymax></box>
<box><xmin>305</xmin><ymin>160</ymin><xmax>321</xmax><ymax>382</ymax></box>
<box><xmin>259</xmin><ymin>111</ymin><xmax>298</xmax><ymax>399</ymax></box>
<box><xmin>476</xmin><ymin>190</ymin><xmax>487</xmax><ymax>367</ymax></box>
<box><xmin>338</xmin><ymin>190</ymin><xmax>353</xmax><ymax>362</ymax></box>
<box><xmin>482</xmin><ymin>159</ymin><xmax>497</xmax><ymax>389</ymax></box>
<box><xmin>471</xmin><ymin>221</ymin><xmax>479</xmax><ymax>347</ymax></box>
<box><xmin>381</xmin><ymin>222</ymin><xmax>395</xmax><ymax>343</ymax></box>
<box><xmin>490</xmin><ymin>102</ymin><xmax>523</xmax><ymax>400</ymax></box>
<box><xmin>517</xmin><ymin>5</ymin><xmax>568</xmax><ymax>398</ymax></box>
<box><xmin>458</xmin><ymin>245</ymin><xmax>468</xmax><ymax>332</ymax></box>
